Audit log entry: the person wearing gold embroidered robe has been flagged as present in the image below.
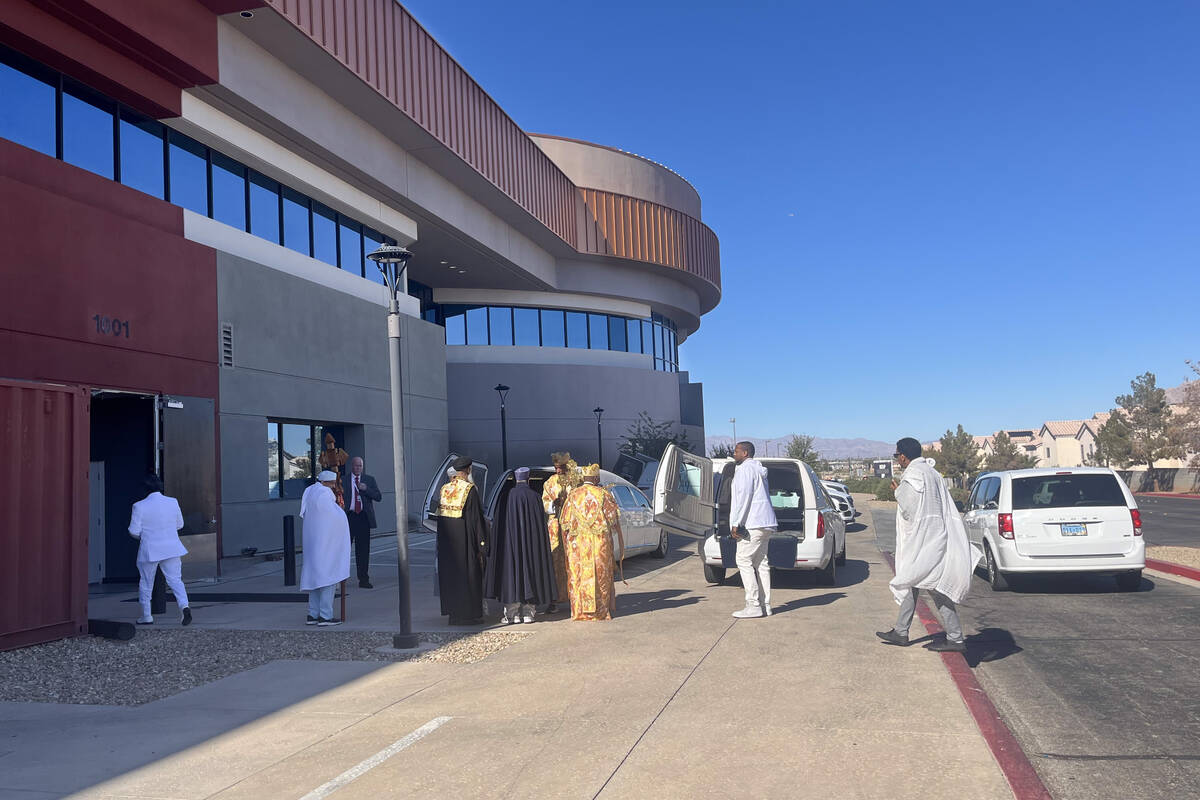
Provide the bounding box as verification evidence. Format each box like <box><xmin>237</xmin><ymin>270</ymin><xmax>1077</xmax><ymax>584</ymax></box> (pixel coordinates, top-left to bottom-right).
<box><xmin>541</xmin><ymin>452</ymin><xmax>576</xmax><ymax>613</ymax></box>
<box><xmin>436</xmin><ymin>456</ymin><xmax>489</xmax><ymax>624</ymax></box>
<box><xmin>559</xmin><ymin>464</ymin><xmax>625</xmax><ymax>621</ymax></box>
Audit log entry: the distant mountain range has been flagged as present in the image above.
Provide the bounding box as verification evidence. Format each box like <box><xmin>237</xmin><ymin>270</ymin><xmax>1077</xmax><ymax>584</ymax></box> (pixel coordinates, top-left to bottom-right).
<box><xmin>703</xmin><ymin>435</ymin><xmax>893</xmax><ymax>460</ymax></box>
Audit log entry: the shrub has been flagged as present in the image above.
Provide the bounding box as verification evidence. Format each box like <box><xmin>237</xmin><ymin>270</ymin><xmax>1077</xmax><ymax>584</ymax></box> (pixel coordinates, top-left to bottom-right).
<box><xmin>875</xmin><ymin>483</ymin><xmax>896</xmax><ymax>501</ymax></box>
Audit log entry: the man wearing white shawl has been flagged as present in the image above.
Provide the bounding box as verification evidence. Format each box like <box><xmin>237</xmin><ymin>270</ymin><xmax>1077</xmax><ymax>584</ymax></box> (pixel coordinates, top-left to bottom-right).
<box><xmin>877</xmin><ymin>437</ymin><xmax>981</xmax><ymax>653</ymax></box>
<box><xmin>300</xmin><ymin>471</ymin><xmax>351</xmax><ymax>626</ymax></box>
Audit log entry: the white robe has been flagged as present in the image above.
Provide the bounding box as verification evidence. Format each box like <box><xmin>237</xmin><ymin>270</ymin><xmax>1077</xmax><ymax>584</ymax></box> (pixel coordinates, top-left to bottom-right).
<box><xmin>889</xmin><ymin>458</ymin><xmax>981</xmax><ymax>604</ymax></box>
<box><xmin>299</xmin><ymin>483</ymin><xmax>351</xmax><ymax>591</ymax></box>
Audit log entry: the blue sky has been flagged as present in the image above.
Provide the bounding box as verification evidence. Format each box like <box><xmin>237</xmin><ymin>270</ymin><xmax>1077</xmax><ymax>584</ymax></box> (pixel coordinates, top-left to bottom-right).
<box><xmin>403</xmin><ymin>0</ymin><xmax>1200</xmax><ymax>442</ymax></box>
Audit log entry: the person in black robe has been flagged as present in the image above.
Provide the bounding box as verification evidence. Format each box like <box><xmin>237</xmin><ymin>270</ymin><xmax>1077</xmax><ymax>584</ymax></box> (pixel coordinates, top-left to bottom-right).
<box><xmin>485</xmin><ymin>467</ymin><xmax>558</xmax><ymax>623</ymax></box>
<box><xmin>436</xmin><ymin>456</ymin><xmax>489</xmax><ymax>624</ymax></box>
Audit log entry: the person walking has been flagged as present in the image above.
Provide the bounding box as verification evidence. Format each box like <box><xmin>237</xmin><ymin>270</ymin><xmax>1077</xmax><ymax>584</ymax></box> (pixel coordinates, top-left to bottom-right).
<box><xmin>128</xmin><ymin>474</ymin><xmax>192</xmax><ymax>626</ymax></box>
<box><xmin>485</xmin><ymin>467</ymin><xmax>558</xmax><ymax>623</ymax></box>
<box><xmin>559</xmin><ymin>464</ymin><xmax>625</xmax><ymax>621</ymax></box>
<box><xmin>300</xmin><ymin>470</ymin><xmax>351</xmax><ymax>626</ymax></box>
<box><xmin>729</xmin><ymin>441</ymin><xmax>778</xmax><ymax>619</ymax></box>
<box><xmin>436</xmin><ymin>456</ymin><xmax>489</xmax><ymax>625</ymax></box>
<box><xmin>876</xmin><ymin>437</ymin><xmax>981</xmax><ymax>652</ymax></box>
<box><xmin>343</xmin><ymin>456</ymin><xmax>382</xmax><ymax>588</ymax></box>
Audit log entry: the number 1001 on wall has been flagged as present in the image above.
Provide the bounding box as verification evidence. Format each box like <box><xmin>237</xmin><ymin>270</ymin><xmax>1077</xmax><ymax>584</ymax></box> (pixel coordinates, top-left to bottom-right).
<box><xmin>93</xmin><ymin>315</ymin><xmax>130</xmax><ymax>338</ymax></box>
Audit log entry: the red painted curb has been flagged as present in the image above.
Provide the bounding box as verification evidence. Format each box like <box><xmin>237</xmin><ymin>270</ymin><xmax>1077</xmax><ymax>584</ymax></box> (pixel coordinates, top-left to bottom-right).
<box><xmin>1135</xmin><ymin>492</ymin><xmax>1200</xmax><ymax>499</ymax></box>
<box><xmin>1146</xmin><ymin>558</ymin><xmax>1200</xmax><ymax>582</ymax></box>
<box><xmin>882</xmin><ymin>553</ymin><xmax>1052</xmax><ymax>800</ymax></box>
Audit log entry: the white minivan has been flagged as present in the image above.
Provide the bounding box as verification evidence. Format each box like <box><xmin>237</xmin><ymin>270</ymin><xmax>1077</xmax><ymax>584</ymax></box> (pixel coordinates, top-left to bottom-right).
<box><xmin>651</xmin><ymin>444</ymin><xmax>847</xmax><ymax>586</ymax></box>
<box><xmin>963</xmin><ymin>467</ymin><xmax>1145</xmax><ymax>591</ymax></box>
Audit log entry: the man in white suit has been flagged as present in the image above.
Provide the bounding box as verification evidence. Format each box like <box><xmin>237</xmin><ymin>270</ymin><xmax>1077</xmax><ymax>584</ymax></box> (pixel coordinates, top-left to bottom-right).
<box><xmin>300</xmin><ymin>470</ymin><xmax>351</xmax><ymax>626</ymax></box>
<box><xmin>128</xmin><ymin>474</ymin><xmax>191</xmax><ymax>626</ymax></box>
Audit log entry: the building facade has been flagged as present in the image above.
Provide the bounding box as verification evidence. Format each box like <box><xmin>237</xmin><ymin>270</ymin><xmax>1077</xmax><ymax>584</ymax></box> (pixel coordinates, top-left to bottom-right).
<box><xmin>0</xmin><ymin>0</ymin><xmax>719</xmax><ymax>645</ymax></box>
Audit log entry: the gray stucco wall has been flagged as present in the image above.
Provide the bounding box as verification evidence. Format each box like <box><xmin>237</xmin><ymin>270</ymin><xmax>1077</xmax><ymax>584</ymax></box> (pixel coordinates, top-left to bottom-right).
<box><xmin>445</xmin><ymin>361</ymin><xmax>698</xmax><ymax>476</ymax></box>
<box><xmin>216</xmin><ymin>252</ymin><xmax>447</xmax><ymax>556</ymax></box>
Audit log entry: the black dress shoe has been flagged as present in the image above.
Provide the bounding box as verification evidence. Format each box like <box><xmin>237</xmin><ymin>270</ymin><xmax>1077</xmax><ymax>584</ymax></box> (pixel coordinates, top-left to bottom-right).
<box><xmin>181</xmin><ymin>608</ymin><xmax>192</xmax><ymax>626</ymax></box>
<box><xmin>875</xmin><ymin>630</ymin><xmax>910</xmax><ymax>646</ymax></box>
<box><xmin>359</xmin><ymin>581</ymin><xmax>373</xmax><ymax>589</ymax></box>
<box><xmin>926</xmin><ymin>639</ymin><xmax>966</xmax><ymax>653</ymax></box>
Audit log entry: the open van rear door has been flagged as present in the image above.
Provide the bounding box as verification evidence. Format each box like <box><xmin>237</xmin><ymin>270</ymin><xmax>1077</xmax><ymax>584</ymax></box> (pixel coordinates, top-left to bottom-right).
<box><xmin>422</xmin><ymin>454</ymin><xmax>488</xmax><ymax>532</ymax></box>
<box><xmin>652</xmin><ymin>443</ymin><xmax>714</xmax><ymax>539</ymax></box>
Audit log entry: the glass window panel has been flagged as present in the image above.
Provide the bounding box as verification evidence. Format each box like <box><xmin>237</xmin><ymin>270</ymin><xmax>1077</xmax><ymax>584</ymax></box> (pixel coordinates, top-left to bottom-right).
<box><xmin>211</xmin><ymin>152</ymin><xmax>246</xmax><ymax>230</ymax></box>
<box><xmin>488</xmin><ymin>307</ymin><xmax>513</xmax><ymax>345</ymax></box>
<box><xmin>659</xmin><ymin>324</ymin><xmax>669</xmax><ymax>363</ymax></box>
<box><xmin>588</xmin><ymin>314</ymin><xmax>608</xmax><ymax>350</ymax></box>
<box><xmin>280</xmin><ymin>423</ymin><xmax>314</xmax><ymax>498</ymax></box>
<box><xmin>339</xmin><ymin>217</ymin><xmax>362</xmax><ymax>276</ymax></box>
<box><xmin>466</xmin><ymin>306</ymin><xmax>488</xmax><ymax>345</ymax></box>
<box><xmin>514</xmin><ymin>308</ymin><xmax>539</xmax><ymax>346</ymax></box>
<box><xmin>566</xmin><ymin>312</ymin><xmax>588</xmax><ymax>349</ymax></box>
<box><xmin>540</xmin><ymin>309</ymin><xmax>565</xmax><ymax>347</ymax></box>
<box><xmin>248</xmin><ymin>171</ymin><xmax>280</xmax><ymax>243</ymax></box>
<box><xmin>642</xmin><ymin>320</ymin><xmax>654</xmax><ymax>356</ymax></box>
<box><xmin>0</xmin><ymin>60</ymin><xmax>55</xmax><ymax>156</ymax></box>
<box><xmin>626</xmin><ymin>319</ymin><xmax>640</xmax><ymax>354</ymax></box>
<box><xmin>62</xmin><ymin>87</ymin><xmax>114</xmax><ymax>179</ymax></box>
<box><xmin>282</xmin><ymin>187</ymin><xmax>310</xmax><ymax>255</ymax></box>
<box><xmin>168</xmin><ymin>132</ymin><xmax>208</xmax><ymax>215</ymax></box>
<box><xmin>444</xmin><ymin>308</ymin><xmax>466</xmax><ymax>345</ymax></box>
<box><xmin>655</xmin><ymin>358</ymin><xmax>664</xmax><ymax>371</ymax></box>
<box><xmin>118</xmin><ymin>113</ymin><xmax>164</xmax><ymax>198</ymax></box>
<box><xmin>362</xmin><ymin>228</ymin><xmax>385</xmax><ymax>285</ymax></box>
<box><xmin>609</xmin><ymin>316</ymin><xmax>626</xmax><ymax>351</ymax></box>
<box><xmin>267</xmin><ymin>422</ymin><xmax>280</xmax><ymax>498</ymax></box>
<box><xmin>312</xmin><ymin>203</ymin><xmax>337</xmax><ymax>266</ymax></box>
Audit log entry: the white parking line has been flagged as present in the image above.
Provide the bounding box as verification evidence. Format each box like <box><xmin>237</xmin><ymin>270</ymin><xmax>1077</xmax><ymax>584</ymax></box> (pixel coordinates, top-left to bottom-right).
<box><xmin>299</xmin><ymin>716</ymin><xmax>452</xmax><ymax>800</ymax></box>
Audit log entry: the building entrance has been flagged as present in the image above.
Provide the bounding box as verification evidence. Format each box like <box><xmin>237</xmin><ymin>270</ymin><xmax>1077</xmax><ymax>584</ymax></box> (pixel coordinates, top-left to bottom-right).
<box><xmin>89</xmin><ymin>392</ymin><xmax>156</xmax><ymax>583</ymax></box>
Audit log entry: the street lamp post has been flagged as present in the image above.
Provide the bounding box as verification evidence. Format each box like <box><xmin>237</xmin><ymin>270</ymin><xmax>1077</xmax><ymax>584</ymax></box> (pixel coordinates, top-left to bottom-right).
<box><xmin>593</xmin><ymin>407</ymin><xmax>604</xmax><ymax>467</ymax></box>
<box><xmin>366</xmin><ymin>243</ymin><xmax>419</xmax><ymax>650</ymax></box>
<box><xmin>730</xmin><ymin>417</ymin><xmax>737</xmax><ymax>446</ymax></box>
<box><xmin>495</xmin><ymin>384</ymin><xmax>510</xmax><ymax>471</ymax></box>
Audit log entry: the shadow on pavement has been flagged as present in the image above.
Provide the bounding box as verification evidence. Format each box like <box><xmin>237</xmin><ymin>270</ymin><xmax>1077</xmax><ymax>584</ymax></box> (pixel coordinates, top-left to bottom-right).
<box><xmin>615</xmin><ymin>589</ymin><xmax>701</xmax><ymax>617</ymax></box>
<box><xmin>963</xmin><ymin>627</ymin><xmax>1024</xmax><ymax>668</ymax></box>
<box><xmin>845</xmin><ymin>522</ymin><xmax>869</xmax><ymax>533</ymax></box>
<box><xmin>771</xmin><ymin>591</ymin><xmax>847</xmax><ymax>615</ymax></box>
<box><xmin>988</xmin><ymin>572</ymin><xmax>1158</xmax><ymax>595</ymax></box>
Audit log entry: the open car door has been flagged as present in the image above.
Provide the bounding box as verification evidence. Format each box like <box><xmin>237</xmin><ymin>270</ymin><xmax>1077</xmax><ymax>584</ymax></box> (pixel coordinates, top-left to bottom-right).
<box><xmin>652</xmin><ymin>443</ymin><xmax>714</xmax><ymax>539</ymax></box>
<box><xmin>422</xmin><ymin>453</ymin><xmax>489</xmax><ymax>532</ymax></box>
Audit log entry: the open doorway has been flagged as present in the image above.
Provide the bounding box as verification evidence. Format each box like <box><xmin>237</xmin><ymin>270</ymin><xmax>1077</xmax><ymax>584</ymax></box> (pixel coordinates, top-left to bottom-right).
<box><xmin>89</xmin><ymin>392</ymin><xmax>156</xmax><ymax>583</ymax></box>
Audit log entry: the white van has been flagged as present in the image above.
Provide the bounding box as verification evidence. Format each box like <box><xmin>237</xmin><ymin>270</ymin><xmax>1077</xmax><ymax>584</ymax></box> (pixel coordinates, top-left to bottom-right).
<box><xmin>651</xmin><ymin>444</ymin><xmax>848</xmax><ymax>586</ymax></box>
<box><xmin>963</xmin><ymin>467</ymin><xmax>1145</xmax><ymax>591</ymax></box>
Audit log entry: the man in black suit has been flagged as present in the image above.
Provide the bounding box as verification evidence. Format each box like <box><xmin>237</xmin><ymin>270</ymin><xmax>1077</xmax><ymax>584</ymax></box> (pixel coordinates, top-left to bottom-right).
<box><xmin>344</xmin><ymin>456</ymin><xmax>383</xmax><ymax>588</ymax></box>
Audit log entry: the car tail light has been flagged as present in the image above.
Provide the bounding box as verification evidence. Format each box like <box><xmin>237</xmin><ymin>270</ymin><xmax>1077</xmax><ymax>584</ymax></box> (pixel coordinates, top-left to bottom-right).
<box><xmin>816</xmin><ymin>513</ymin><xmax>825</xmax><ymax>539</ymax></box>
<box><xmin>998</xmin><ymin>513</ymin><xmax>1014</xmax><ymax>540</ymax></box>
<box><xmin>1131</xmin><ymin>509</ymin><xmax>1142</xmax><ymax>536</ymax></box>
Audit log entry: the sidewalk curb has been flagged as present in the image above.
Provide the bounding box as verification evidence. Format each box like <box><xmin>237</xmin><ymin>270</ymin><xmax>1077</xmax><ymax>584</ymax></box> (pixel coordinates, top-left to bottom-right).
<box><xmin>882</xmin><ymin>553</ymin><xmax>1051</xmax><ymax>800</ymax></box>
<box><xmin>1145</xmin><ymin>557</ymin><xmax>1200</xmax><ymax>582</ymax></box>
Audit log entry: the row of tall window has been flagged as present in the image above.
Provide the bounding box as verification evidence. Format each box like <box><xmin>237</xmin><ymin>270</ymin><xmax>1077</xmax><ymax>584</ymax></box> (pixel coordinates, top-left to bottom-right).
<box><xmin>0</xmin><ymin>45</ymin><xmax>397</xmax><ymax>280</ymax></box>
<box><xmin>267</xmin><ymin>421</ymin><xmax>346</xmax><ymax>499</ymax></box>
<box><xmin>439</xmin><ymin>305</ymin><xmax>680</xmax><ymax>372</ymax></box>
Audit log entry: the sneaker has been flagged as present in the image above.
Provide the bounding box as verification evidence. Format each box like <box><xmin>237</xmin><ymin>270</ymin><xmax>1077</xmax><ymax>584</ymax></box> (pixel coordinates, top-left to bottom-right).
<box><xmin>306</xmin><ymin>615</ymin><xmax>319</xmax><ymax>626</ymax></box>
<box><xmin>317</xmin><ymin>618</ymin><xmax>342</xmax><ymax>627</ymax></box>
<box><xmin>181</xmin><ymin>608</ymin><xmax>192</xmax><ymax>627</ymax></box>
<box><xmin>359</xmin><ymin>581</ymin><xmax>373</xmax><ymax>589</ymax></box>
<box><xmin>875</xmin><ymin>629</ymin><xmax>910</xmax><ymax>647</ymax></box>
<box><xmin>925</xmin><ymin>639</ymin><xmax>966</xmax><ymax>653</ymax></box>
<box><xmin>500</xmin><ymin>613</ymin><xmax>513</xmax><ymax>625</ymax></box>
<box><xmin>732</xmin><ymin>606</ymin><xmax>764</xmax><ymax>619</ymax></box>
<box><xmin>762</xmin><ymin>604</ymin><xmax>772</xmax><ymax>617</ymax></box>
<box><xmin>522</xmin><ymin>614</ymin><xmax>534</xmax><ymax>624</ymax></box>
<box><xmin>547</xmin><ymin>603</ymin><xmax>558</xmax><ymax>614</ymax></box>
<box><xmin>136</xmin><ymin>616</ymin><xmax>154</xmax><ymax>625</ymax></box>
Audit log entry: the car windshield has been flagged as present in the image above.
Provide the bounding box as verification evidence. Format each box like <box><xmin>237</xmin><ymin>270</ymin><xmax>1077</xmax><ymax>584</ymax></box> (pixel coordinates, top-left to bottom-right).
<box><xmin>1011</xmin><ymin>474</ymin><xmax>1126</xmax><ymax>510</ymax></box>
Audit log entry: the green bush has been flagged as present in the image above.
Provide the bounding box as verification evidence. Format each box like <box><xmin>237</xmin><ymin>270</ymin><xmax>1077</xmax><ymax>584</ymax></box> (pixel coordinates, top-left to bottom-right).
<box><xmin>874</xmin><ymin>483</ymin><xmax>896</xmax><ymax>501</ymax></box>
<box><xmin>844</xmin><ymin>477</ymin><xmax>887</xmax><ymax>494</ymax></box>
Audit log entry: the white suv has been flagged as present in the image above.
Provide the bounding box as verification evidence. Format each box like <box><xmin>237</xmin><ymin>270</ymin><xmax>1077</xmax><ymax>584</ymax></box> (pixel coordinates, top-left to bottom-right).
<box><xmin>822</xmin><ymin>480</ymin><xmax>856</xmax><ymax>523</ymax></box>
<box><xmin>963</xmin><ymin>467</ymin><xmax>1144</xmax><ymax>591</ymax></box>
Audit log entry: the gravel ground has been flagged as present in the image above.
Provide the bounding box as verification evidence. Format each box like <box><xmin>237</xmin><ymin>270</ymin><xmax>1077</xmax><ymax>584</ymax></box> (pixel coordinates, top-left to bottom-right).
<box><xmin>1147</xmin><ymin>545</ymin><xmax>1200</xmax><ymax>570</ymax></box>
<box><xmin>0</xmin><ymin>629</ymin><xmax>531</xmax><ymax>706</ymax></box>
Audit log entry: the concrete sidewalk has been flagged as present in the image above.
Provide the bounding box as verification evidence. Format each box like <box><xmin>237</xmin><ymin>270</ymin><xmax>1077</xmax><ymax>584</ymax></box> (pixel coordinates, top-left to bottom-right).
<box><xmin>9</xmin><ymin>509</ymin><xmax>1014</xmax><ymax>799</ymax></box>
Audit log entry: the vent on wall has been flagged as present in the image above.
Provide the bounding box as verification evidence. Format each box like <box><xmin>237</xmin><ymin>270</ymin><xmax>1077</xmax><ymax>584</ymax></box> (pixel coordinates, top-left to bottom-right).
<box><xmin>220</xmin><ymin>323</ymin><xmax>234</xmax><ymax>368</ymax></box>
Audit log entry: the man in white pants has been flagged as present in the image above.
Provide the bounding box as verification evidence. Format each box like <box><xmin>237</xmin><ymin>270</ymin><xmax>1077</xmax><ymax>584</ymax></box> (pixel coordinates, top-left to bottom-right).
<box><xmin>128</xmin><ymin>474</ymin><xmax>191</xmax><ymax>626</ymax></box>
<box><xmin>729</xmin><ymin>441</ymin><xmax>778</xmax><ymax>619</ymax></box>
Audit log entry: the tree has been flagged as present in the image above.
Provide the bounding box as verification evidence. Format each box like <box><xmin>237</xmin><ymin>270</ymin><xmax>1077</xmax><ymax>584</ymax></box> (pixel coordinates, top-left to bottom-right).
<box><xmin>1115</xmin><ymin>372</ymin><xmax>1180</xmax><ymax>475</ymax></box>
<box><xmin>985</xmin><ymin>431</ymin><xmax>1038</xmax><ymax>471</ymax></box>
<box><xmin>1176</xmin><ymin>360</ymin><xmax>1200</xmax><ymax>469</ymax></box>
<box><xmin>620</xmin><ymin>412</ymin><xmax>691</xmax><ymax>460</ymax></box>
<box><xmin>785</xmin><ymin>434</ymin><xmax>821</xmax><ymax>464</ymax></box>
<box><xmin>1092</xmin><ymin>410</ymin><xmax>1133</xmax><ymax>467</ymax></box>
<box><xmin>709</xmin><ymin>441</ymin><xmax>735</xmax><ymax>458</ymax></box>
<box><xmin>932</xmin><ymin>425</ymin><xmax>981</xmax><ymax>488</ymax></box>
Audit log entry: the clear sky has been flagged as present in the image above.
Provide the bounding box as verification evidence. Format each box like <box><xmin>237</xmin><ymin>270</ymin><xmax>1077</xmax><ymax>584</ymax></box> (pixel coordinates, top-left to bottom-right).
<box><xmin>403</xmin><ymin>0</ymin><xmax>1200</xmax><ymax>442</ymax></box>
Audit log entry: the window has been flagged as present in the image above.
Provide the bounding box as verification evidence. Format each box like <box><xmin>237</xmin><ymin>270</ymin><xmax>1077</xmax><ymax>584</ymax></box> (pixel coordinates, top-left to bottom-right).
<box><xmin>339</xmin><ymin>217</ymin><xmax>363</xmax><ymax>276</ymax></box>
<box><xmin>62</xmin><ymin>85</ymin><xmax>114</xmax><ymax>179</ymax></box>
<box><xmin>282</xmin><ymin>187</ymin><xmax>310</xmax><ymax>255</ymax></box>
<box><xmin>0</xmin><ymin>58</ymin><xmax>55</xmax><ymax>156</ymax></box>
<box><xmin>642</xmin><ymin>320</ymin><xmax>654</xmax><ymax>356</ymax></box>
<box><xmin>211</xmin><ymin>151</ymin><xmax>246</xmax><ymax>231</ymax></box>
<box><xmin>362</xmin><ymin>228</ymin><xmax>385</xmax><ymax>285</ymax></box>
<box><xmin>267</xmin><ymin>422</ymin><xmax>281</xmax><ymax>498</ymax></box>
<box><xmin>514</xmin><ymin>308</ymin><xmax>539</xmax><ymax>346</ymax></box>
<box><xmin>675</xmin><ymin>461</ymin><xmax>702</xmax><ymax>497</ymax></box>
<box><xmin>608</xmin><ymin>315</ymin><xmax>627</xmax><ymax>351</ymax></box>
<box><xmin>610</xmin><ymin>485</ymin><xmax>637</xmax><ymax>510</ymax></box>
<box><xmin>488</xmin><ymin>307</ymin><xmax>513</xmax><ymax>345</ymax></box>
<box><xmin>119</xmin><ymin>113</ymin><xmax>164</xmax><ymax>198</ymax></box>
<box><xmin>540</xmin><ymin>309</ymin><xmax>565</xmax><ymax>347</ymax></box>
<box><xmin>967</xmin><ymin>482</ymin><xmax>984</xmax><ymax>510</ymax></box>
<box><xmin>588</xmin><ymin>313</ymin><xmax>608</xmax><ymax>350</ymax></box>
<box><xmin>466</xmin><ymin>306</ymin><xmax>488</xmax><ymax>345</ymax></box>
<box><xmin>566</xmin><ymin>312</ymin><xmax>588</xmax><ymax>348</ymax></box>
<box><xmin>1011</xmin><ymin>474</ymin><xmax>1126</xmax><ymax>510</ymax></box>
<box><xmin>982</xmin><ymin>478</ymin><xmax>1001</xmax><ymax>508</ymax></box>
<box><xmin>444</xmin><ymin>306</ymin><xmax>466</xmax><ymax>345</ymax></box>
<box><xmin>248</xmin><ymin>171</ymin><xmax>280</xmax><ymax>243</ymax></box>
<box><xmin>280</xmin><ymin>424</ymin><xmax>314</xmax><ymax>498</ymax></box>
<box><xmin>312</xmin><ymin>202</ymin><xmax>337</xmax><ymax>266</ymax></box>
<box><xmin>629</xmin><ymin>487</ymin><xmax>651</xmax><ymax>508</ymax></box>
<box><xmin>168</xmin><ymin>131</ymin><xmax>208</xmax><ymax>215</ymax></box>
<box><xmin>627</xmin><ymin>319</ymin><xmax>641</xmax><ymax>354</ymax></box>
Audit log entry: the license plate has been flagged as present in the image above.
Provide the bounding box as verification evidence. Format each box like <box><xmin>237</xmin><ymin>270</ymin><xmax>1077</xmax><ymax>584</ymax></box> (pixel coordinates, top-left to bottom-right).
<box><xmin>1060</xmin><ymin>523</ymin><xmax>1087</xmax><ymax>536</ymax></box>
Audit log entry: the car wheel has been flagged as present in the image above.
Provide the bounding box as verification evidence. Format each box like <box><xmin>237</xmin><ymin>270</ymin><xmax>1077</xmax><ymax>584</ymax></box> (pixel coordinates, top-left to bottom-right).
<box><xmin>1115</xmin><ymin>570</ymin><xmax>1142</xmax><ymax>592</ymax></box>
<box><xmin>651</xmin><ymin>528</ymin><xmax>668</xmax><ymax>559</ymax></box>
<box><xmin>816</xmin><ymin>552</ymin><xmax>837</xmax><ymax>586</ymax></box>
<box><xmin>984</xmin><ymin>544</ymin><xmax>1009</xmax><ymax>591</ymax></box>
<box><xmin>703</xmin><ymin>561</ymin><xmax>725</xmax><ymax>585</ymax></box>
<box><xmin>835</xmin><ymin>540</ymin><xmax>847</xmax><ymax>566</ymax></box>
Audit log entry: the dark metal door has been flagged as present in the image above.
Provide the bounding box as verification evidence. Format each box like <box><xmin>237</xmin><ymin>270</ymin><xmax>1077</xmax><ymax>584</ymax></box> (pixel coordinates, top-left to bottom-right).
<box><xmin>160</xmin><ymin>396</ymin><xmax>218</xmax><ymax>577</ymax></box>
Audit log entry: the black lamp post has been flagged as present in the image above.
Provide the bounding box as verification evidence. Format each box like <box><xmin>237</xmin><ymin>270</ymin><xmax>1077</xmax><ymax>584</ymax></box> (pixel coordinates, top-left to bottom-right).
<box><xmin>593</xmin><ymin>407</ymin><xmax>604</xmax><ymax>467</ymax></box>
<box><xmin>495</xmin><ymin>384</ymin><xmax>510</xmax><ymax>470</ymax></box>
<box><xmin>366</xmin><ymin>243</ymin><xmax>419</xmax><ymax>650</ymax></box>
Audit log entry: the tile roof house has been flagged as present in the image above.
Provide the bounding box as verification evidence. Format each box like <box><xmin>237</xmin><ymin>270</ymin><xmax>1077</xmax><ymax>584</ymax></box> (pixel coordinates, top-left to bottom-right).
<box><xmin>1036</xmin><ymin>420</ymin><xmax>1090</xmax><ymax>467</ymax></box>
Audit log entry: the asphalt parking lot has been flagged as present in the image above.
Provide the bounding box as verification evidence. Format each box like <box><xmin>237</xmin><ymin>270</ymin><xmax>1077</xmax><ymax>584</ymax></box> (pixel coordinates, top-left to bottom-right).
<box><xmin>1136</xmin><ymin>495</ymin><xmax>1200</xmax><ymax>548</ymax></box>
<box><xmin>870</xmin><ymin>502</ymin><xmax>1200</xmax><ymax>800</ymax></box>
